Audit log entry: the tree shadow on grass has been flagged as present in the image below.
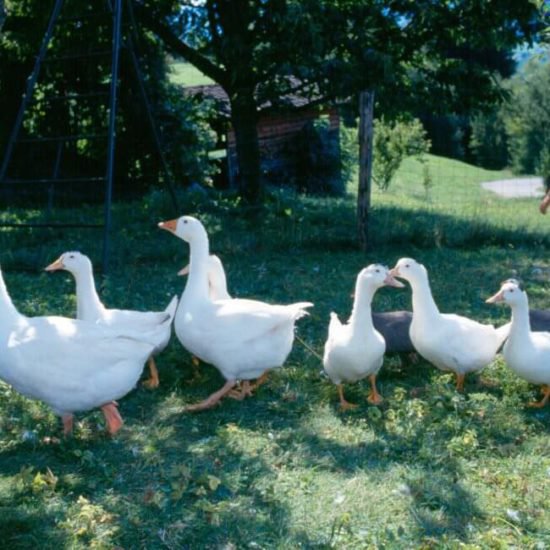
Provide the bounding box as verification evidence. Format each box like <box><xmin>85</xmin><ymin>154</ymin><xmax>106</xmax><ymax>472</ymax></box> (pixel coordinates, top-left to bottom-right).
<box><xmin>0</xmin><ymin>506</ymin><xmax>69</xmax><ymax>549</ymax></box>
<box><xmin>282</xmin><ymin>201</ymin><xmax>550</xmax><ymax>252</ymax></box>
<box><xmin>0</xmin><ymin>350</ymin><xmax>547</xmax><ymax>548</ymax></box>
<box><xmin>404</xmin><ymin>465</ymin><xmax>483</xmax><ymax>539</ymax></box>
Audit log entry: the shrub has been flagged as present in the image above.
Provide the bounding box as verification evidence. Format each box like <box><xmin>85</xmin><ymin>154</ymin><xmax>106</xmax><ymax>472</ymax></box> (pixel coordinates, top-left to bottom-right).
<box><xmin>274</xmin><ymin>116</ymin><xmax>346</xmax><ymax>196</ymax></box>
<box><xmin>503</xmin><ymin>56</ymin><xmax>550</xmax><ymax>175</ymax></box>
<box><xmin>372</xmin><ymin>117</ymin><xmax>431</xmax><ymax>190</ymax></box>
<box><xmin>469</xmin><ymin>110</ymin><xmax>509</xmax><ymax>169</ymax></box>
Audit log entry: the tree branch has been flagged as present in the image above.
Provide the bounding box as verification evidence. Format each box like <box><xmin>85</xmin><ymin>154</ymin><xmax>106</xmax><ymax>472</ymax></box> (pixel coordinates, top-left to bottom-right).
<box><xmin>132</xmin><ymin>1</ymin><xmax>228</xmax><ymax>88</ymax></box>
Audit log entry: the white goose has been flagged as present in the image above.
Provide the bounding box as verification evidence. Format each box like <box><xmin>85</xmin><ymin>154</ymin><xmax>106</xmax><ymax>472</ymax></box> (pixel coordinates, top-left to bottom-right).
<box><xmin>159</xmin><ymin>215</ymin><xmax>313</xmax><ymax>411</ymax></box>
<box><xmin>178</xmin><ymin>254</ymin><xmax>231</xmax><ymax>300</ymax></box>
<box><xmin>390</xmin><ymin>258</ymin><xmax>510</xmax><ymax>391</ymax></box>
<box><xmin>45</xmin><ymin>251</ymin><xmax>177</xmax><ymax>388</ymax></box>
<box><xmin>0</xmin><ymin>265</ymin><xmax>154</xmax><ymax>435</ymax></box>
<box><xmin>323</xmin><ymin>264</ymin><xmax>404</xmax><ymax>410</ymax></box>
<box><xmin>179</xmin><ymin>254</ymin><xmax>231</xmax><ymax>373</ymax></box>
<box><xmin>486</xmin><ymin>279</ymin><xmax>550</xmax><ymax>407</ymax></box>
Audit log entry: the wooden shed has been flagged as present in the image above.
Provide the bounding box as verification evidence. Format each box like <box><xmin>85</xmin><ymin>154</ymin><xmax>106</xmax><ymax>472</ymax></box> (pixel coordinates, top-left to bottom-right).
<box><xmin>183</xmin><ymin>82</ymin><xmax>341</xmax><ymax>189</ymax></box>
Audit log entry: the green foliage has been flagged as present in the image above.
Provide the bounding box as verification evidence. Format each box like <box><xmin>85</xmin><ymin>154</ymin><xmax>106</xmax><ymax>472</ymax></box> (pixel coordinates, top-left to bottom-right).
<box><xmin>372</xmin><ymin>117</ymin><xmax>431</xmax><ymax>191</ymax></box>
<box><xmin>504</xmin><ymin>55</ymin><xmax>550</xmax><ymax>176</ymax></box>
<box><xmin>0</xmin><ymin>0</ymin><xmax>217</xmax><ymax>196</ymax></box>
<box><xmin>469</xmin><ymin>110</ymin><xmax>509</xmax><ymax>169</ymax></box>
<box><xmin>275</xmin><ymin>117</ymin><xmax>345</xmax><ymax>196</ymax></box>
<box><xmin>134</xmin><ymin>0</ymin><xmax>541</xmax><ymax>204</ymax></box>
<box><xmin>159</xmin><ymin>89</ymin><xmax>218</xmax><ymax>187</ymax></box>
<box><xmin>470</xmin><ymin>54</ymin><xmax>550</xmax><ymax>175</ymax></box>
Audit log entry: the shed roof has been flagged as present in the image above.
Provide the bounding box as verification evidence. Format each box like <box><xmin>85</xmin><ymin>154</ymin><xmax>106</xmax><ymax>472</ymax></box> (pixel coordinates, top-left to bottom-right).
<box><xmin>183</xmin><ymin>76</ymin><xmax>328</xmax><ymax>118</ymax></box>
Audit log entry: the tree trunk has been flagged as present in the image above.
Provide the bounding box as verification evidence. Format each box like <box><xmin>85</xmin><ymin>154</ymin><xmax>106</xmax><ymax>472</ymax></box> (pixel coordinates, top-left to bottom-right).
<box><xmin>357</xmin><ymin>90</ymin><xmax>375</xmax><ymax>251</ymax></box>
<box><xmin>229</xmin><ymin>88</ymin><xmax>262</xmax><ymax>204</ymax></box>
<box><xmin>0</xmin><ymin>0</ymin><xmax>5</xmax><ymax>31</ymax></box>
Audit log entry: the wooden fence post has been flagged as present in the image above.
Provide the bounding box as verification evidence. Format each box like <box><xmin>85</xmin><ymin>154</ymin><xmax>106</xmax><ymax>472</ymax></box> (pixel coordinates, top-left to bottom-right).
<box><xmin>357</xmin><ymin>90</ymin><xmax>375</xmax><ymax>252</ymax></box>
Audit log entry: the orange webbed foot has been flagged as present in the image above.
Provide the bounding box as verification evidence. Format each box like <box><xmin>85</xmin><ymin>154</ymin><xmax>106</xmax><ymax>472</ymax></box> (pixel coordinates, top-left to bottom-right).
<box><xmin>62</xmin><ymin>414</ymin><xmax>74</xmax><ymax>436</ymax></box>
<box><xmin>250</xmin><ymin>372</ymin><xmax>269</xmax><ymax>391</ymax></box>
<box><xmin>527</xmin><ymin>386</ymin><xmax>550</xmax><ymax>408</ymax></box>
<box><xmin>227</xmin><ymin>381</ymin><xmax>254</xmax><ymax>401</ymax></box>
<box><xmin>339</xmin><ymin>400</ymin><xmax>358</xmax><ymax>411</ymax></box>
<box><xmin>101</xmin><ymin>402</ymin><xmax>124</xmax><ymax>435</ymax></box>
<box><xmin>184</xmin><ymin>380</ymin><xmax>237</xmax><ymax>412</ymax></box>
<box><xmin>142</xmin><ymin>357</ymin><xmax>160</xmax><ymax>389</ymax></box>
<box><xmin>367</xmin><ymin>392</ymin><xmax>383</xmax><ymax>405</ymax></box>
<box><xmin>455</xmin><ymin>373</ymin><xmax>466</xmax><ymax>392</ymax></box>
<box><xmin>337</xmin><ymin>384</ymin><xmax>358</xmax><ymax>411</ymax></box>
<box><xmin>367</xmin><ymin>374</ymin><xmax>383</xmax><ymax>405</ymax></box>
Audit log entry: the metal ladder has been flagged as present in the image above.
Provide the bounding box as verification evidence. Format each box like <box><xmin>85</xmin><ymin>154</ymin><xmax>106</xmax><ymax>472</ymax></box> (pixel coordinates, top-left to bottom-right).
<box><xmin>0</xmin><ymin>0</ymin><xmax>178</xmax><ymax>272</ymax></box>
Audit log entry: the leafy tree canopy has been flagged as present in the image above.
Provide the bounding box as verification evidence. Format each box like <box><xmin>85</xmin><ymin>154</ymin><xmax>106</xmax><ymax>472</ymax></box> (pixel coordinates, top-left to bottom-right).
<box><xmin>1</xmin><ymin>1</ymin><xmax>544</xmax><ymax>204</ymax></box>
<box><xmin>134</xmin><ymin>0</ymin><xmax>542</xmax><ymax>203</ymax></box>
<box><xmin>505</xmin><ymin>53</ymin><xmax>550</xmax><ymax>176</ymax></box>
<box><xmin>0</xmin><ymin>0</ymin><xmax>216</xmax><ymax>198</ymax></box>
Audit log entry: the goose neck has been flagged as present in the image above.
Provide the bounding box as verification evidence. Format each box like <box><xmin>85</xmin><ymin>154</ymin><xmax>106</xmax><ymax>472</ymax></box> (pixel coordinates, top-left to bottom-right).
<box><xmin>508</xmin><ymin>297</ymin><xmax>531</xmax><ymax>343</ymax></box>
<box><xmin>74</xmin><ymin>267</ymin><xmax>105</xmax><ymax>321</ymax></box>
<box><xmin>185</xmin><ymin>233</ymin><xmax>211</xmax><ymax>300</ymax></box>
<box><xmin>410</xmin><ymin>276</ymin><xmax>440</xmax><ymax>319</ymax></box>
<box><xmin>0</xmin><ymin>270</ymin><xmax>21</xmax><ymax>326</ymax></box>
<box><xmin>348</xmin><ymin>280</ymin><xmax>376</xmax><ymax>333</ymax></box>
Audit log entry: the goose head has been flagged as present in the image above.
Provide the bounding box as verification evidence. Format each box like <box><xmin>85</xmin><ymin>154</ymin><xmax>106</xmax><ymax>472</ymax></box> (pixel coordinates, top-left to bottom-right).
<box><xmin>389</xmin><ymin>258</ymin><xmax>428</xmax><ymax>284</ymax></box>
<box><xmin>486</xmin><ymin>279</ymin><xmax>527</xmax><ymax>307</ymax></box>
<box><xmin>45</xmin><ymin>251</ymin><xmax>92</xmax><ymax>275</ymax></box>
<box><xmin>158</xmin><ymin>215</ymin><xmax>207</xmax><ymax>244</ymax></box>
<box><xmin>359</xmin><ymin>264</ymin><xmax>405</xmax><ymax>289</ymax></box>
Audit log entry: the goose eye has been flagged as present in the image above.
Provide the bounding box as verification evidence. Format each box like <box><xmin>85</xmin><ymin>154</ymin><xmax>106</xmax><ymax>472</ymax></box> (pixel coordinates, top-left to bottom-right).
<box><xmin>69</xmin><ymin>255</ymin><xmax>74</xmax><ymax>259</ymax></box>
<box><xmin>405</xmin><ymin>264</ymin><xmax>410</xmax><ymax>268</ymax></box>
<box><xmin>375</xmin><ymin>269</ymin><xmax>380</xmax><ymax>273</ymax></box>
<box><xmin>183</xmin><ymin>220</ymin><xmax>188</xmax><ymax>224</ymax></box>
<box><xmin>510</xmin><ymin>289</ymin><xmax>514</xmax><ymax>293</ymax></box>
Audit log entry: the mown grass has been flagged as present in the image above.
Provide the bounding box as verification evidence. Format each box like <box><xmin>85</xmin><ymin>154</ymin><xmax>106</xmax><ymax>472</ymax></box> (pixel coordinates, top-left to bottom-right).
<box><xmin>0</xmin><ymin>155</ymin><xmax>549</xmax><ymax>548</ymax></box>
<box><xmin>168</xmin><ymin>61</ymin><xmax>214</xmax><ymax>87</ymax></box>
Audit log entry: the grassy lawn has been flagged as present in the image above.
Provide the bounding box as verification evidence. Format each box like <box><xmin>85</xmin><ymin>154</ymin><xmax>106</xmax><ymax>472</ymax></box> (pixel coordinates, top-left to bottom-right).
<box><xmin>168</xmin><ymin>61</ymin><xmax>214</xmax><ymax>87</ymax></box>
<box><xmin>0</xmin><ymin>155</ymin><xmax>549</xmax><ymax>548</ymax></box>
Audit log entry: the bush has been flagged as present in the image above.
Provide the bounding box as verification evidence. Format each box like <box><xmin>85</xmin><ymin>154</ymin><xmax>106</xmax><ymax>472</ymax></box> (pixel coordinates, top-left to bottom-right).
<box><xmin>0</xmin><ymin>1</ymin><xmax>217</xmax><ymax>199</ymax></box>
<box><xmin>159</xmin><ymin>90</ymin><xmax>218</xmax><ymax>188</ymax></box>
<box><xmin>275</xmin><ymin>116</ymin><xmax>346</xmax><ymax>196</ymax></box>
<box><xmin>420</xmin><ymin>114</ymin><xmax>469</xmax><ymax>161</ymax></box>
<box><xmin>469</xmin><ymin>110</ymin><xmax>509</xmax><ymax>169</ymax></box>
<box><xmin>372</xmin><ymin>117</ymin><xmax>431</xmax><ymax>190</ymax></box>
<box><xmin>504</xmin><ymin>56</ymin><xmax>550</xmax><ymax>176</ymax></box>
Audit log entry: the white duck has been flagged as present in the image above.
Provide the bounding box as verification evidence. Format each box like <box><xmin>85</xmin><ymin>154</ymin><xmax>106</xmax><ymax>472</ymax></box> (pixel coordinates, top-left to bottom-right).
<box><xmin>179</xmin><ymin>254</ymin><xmax>272</xmax><ymax>392</ymax></box>
<box><xmin>159</xmin><ymin>215</ymin><xmax>313</xmax><ymax>411</ymax></box>
<box><xmin>486</xmin><ymin>279</ymin><xmax>550</xmax><ymax>407</ymax></box>
<box><xmin>390</xmin><ymin>258</ymin><xmax>510</xmax><ymax>391</ymax></box>
<box><xmin>179</xmin><ymin>254</ymin><xmax>231</xmax><ymax>373</ymax></box>
<box><xmin>45</xmin><ymin>251</ymin><xmax>177</xmax><ymax>388</ymax></box>
<box><xmin>0</xmin><ymin>265</ymin><xmax>154</xmax><ymax>435</ymax></box>
<box><xmin>178</xmin><ymin>254</ymin><xmax>231</xmax><ymax>300</ymax></box>
<box><xmin>323</xmin><ymin>264</ymin><xmax>404</xmax><ymax>410</ymax></box>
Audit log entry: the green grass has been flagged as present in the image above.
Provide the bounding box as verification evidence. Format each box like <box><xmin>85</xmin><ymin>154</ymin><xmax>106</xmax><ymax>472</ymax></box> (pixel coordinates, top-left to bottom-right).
<box><xmin>369</xmin><ymin>154</ymin><xmax>547</xmax><ymax>243</ymax></box>
<box><xmin>168</xmin><ymin>61</ymin><xmax>214</xmax><ymax>87</ymax></box>
<box><xmin>0</xmin><ymin>156</ymin><xmax>549</xmax><ymax>548</ymax></box>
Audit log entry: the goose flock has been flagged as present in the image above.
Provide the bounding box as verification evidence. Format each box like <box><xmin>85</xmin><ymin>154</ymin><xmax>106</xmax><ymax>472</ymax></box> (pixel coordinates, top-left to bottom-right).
<box><xmin>0</xmin><ymin>215</ymin><xmax>548</xmax><ymax>437</ymax></box>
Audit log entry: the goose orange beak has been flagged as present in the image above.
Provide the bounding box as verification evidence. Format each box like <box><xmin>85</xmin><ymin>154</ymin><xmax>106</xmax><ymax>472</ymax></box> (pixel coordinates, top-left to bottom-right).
<box><xmin>158</xmin><ymin>219</ymin><xmax>178</xmax><ymax>233</ymax></box>
<box><xmin>44</xmin><ymin>257</ymin><xmax>64</xmax><ymax>271</ymax></box>
<box><xmin>384</xmin><ymin>273</ymin><xmax>405</xmax><ymax>288</ymax></box>
<box><xmin>389</xmin><ymin>267</ymin><xmax>401</xmax><ymax>278</ymax></box>
<box><xmin>485</xmin><ymin>290</ymin><xmax>505</xmax><ymax>304</ymax></box>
